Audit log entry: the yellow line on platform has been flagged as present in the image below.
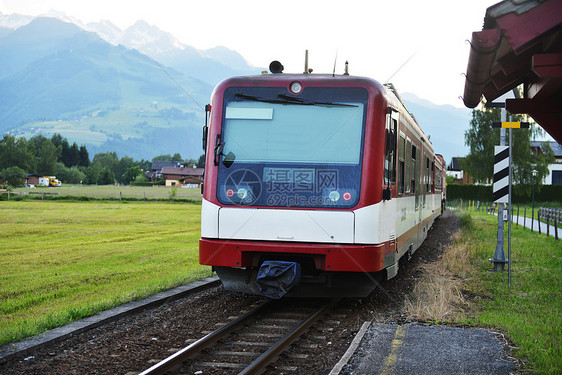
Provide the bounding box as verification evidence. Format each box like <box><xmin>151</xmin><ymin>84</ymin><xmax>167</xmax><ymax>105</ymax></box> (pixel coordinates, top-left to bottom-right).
<box><xmin>380</xmin><ymin>325</ymin><xmax>408</xmax><ymax>375</ymax></box>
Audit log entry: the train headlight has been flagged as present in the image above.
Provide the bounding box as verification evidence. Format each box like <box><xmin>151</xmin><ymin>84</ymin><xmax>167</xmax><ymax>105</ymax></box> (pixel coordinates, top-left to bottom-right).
<box><xmin>343</xmin><ymin>192</ymin><xmax>352</xmax><ymax>201</ymax></box>
<box><xmin>290</xmin><ymin>81</ymin><xmax>302</xmax><ymax>94</ymax></box>
<box><xmin>237</xmin><ymin>188</ymin><xmax>248</xmax><ymax>199</ymax></box>
<box><xmin>226</xmin><ymin>189</ymin><xmax>235</xmax><ymax>197</ymax></box>
<box><xmin>328</xmin><ymin>191</ymin><xmax>340</xmax><ymax>202</ymax></box>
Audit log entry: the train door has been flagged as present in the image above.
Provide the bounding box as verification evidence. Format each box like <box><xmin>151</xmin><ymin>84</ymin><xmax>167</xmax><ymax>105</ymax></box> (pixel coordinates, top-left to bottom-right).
<box><xmin>384</xmin><ymin>109</ymin><xmax>398</xmax><ymax>196</ymax></box>
<box><xmin>384</xmin><ymin>108</ymin><xmax>399</xmax><ymax>254</ymax></box>
<box><xmin>415</xmin><ymin>144</ymin><xmax>422</xmax><ymax>247</ymax></box>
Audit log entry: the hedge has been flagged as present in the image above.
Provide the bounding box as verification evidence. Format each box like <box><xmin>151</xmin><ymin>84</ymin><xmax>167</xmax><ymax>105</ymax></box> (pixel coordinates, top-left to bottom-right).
<box><xmin>446</xmin><ymin>184</ymin><xmax>562</xmax><ymax>203</ymax></box>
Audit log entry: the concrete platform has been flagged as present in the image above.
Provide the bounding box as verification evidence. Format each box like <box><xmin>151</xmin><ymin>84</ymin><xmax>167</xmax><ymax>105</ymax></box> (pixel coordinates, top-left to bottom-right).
<box><xmin>332</xmin><ymin>322</ymin><xmax>516</xmax><ymax>374</ymax></box>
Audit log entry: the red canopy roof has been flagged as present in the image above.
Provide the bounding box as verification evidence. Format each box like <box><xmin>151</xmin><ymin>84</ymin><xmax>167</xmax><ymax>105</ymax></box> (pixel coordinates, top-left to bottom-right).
<box><xmin>463</xmin><ymin>0</ymin><xmax>562</xmax><ymax>142</ymax></box>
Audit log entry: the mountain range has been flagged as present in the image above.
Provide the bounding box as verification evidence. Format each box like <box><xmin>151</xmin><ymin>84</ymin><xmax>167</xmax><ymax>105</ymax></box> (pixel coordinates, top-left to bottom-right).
<box><xmin>0</xmin><ymin>11</ymin><xmax>470</xmax><ymax>163</ymax></box>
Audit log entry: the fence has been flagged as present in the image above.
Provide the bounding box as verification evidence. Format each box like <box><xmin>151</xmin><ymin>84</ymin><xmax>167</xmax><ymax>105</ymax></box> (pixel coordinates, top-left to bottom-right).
<box><xmin>538</xmin><ymin>207</ymin><xmax>561</xmax><ymax>239</ymax></box>
<box><xmin>538</xmin><ymin>207</ymin><xmax>562</xmax><ymax>223</ymax></box>
<box><xmin>447</xmin><ymin>199</ymin><xmax>559</xmax><ymax>240</ymax></box>
<box><xmin>0</xmin><ymin>190</ymin><xmax>58</xmax><ymax>200</ymax></box>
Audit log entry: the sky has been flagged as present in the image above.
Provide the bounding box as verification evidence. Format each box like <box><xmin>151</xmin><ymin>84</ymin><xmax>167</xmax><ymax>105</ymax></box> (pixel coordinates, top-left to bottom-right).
<box><xmin>0</xmin><ymin>0</ymin><xmax>500</xmax><ymax>108</ymax></box>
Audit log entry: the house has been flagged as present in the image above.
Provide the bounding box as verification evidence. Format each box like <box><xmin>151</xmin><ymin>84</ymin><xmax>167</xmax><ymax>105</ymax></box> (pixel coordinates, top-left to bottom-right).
<box><xmin>149</xmin><ymin>161</ymin><xmax>180</xmax><ymax>182</ymax></box>
<box><xmin>25</xmin><ymin>174</ymin><xmax>43</xmax><ymax>186</ymax></box>
<box><xmin>449</xmin><ymin>142</ymin><xmax>562</xmax><ymax>186</ymax></box>
<box><xmin>530</xmin><ymin>141</ymin><xmax>562</xmax><ymax>185</ymax></box>
<box><xmin>161</xmin><ymin>167</ymin><xmax>204</xmax><ymax>187</ymax></box>
<box><xmin>447</xmin><ymin>157</ymin><xmax>474</xmax><ymax>184</ymax></box>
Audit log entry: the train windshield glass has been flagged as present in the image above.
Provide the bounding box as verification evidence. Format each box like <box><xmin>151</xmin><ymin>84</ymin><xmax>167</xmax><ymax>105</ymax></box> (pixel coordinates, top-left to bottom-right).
<box><xmin>222</xmin><ymin>100</ymin><xmax>363</xmax><ymax>164</ymax></box>
<box><xmin>217</xmin><ymin>86</ymin><xmax>367</xmax><ymax>208</ymax></box>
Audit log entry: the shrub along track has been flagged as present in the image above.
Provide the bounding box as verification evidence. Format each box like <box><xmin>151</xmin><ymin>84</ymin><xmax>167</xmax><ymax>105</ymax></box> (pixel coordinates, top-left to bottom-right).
<box><xmin>0</xmin><ymin>211</ymin><xmax>460</xmax><ymax>375</ymax></box>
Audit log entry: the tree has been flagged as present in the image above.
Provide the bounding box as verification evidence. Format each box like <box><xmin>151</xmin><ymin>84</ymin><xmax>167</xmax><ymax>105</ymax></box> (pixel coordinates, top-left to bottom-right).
<box><xmin>92</xmin><ymin>152</ymin><xmax>119</xmax><ymax>177</ymax></box>
<box><xmin>138</xmin><ymin>159</ymin><xmax>152</xmax><ymax>172</ymax></box>
<box><xmin>78</xmin><ymin>145</ymin><xmax>90</xmax><ymax>167</ymax></box>
<box><xmin>36</xmin><ymin>140</ymin><xmax>58</xmax><ymax>176</ymax></box>
<box><xmin>197</xmin><ymin>154</ymin><xmax>205</xmax><ymax>168</ymax></box>
<box><xmin>56</xmin><ymin>163</ymin><xmax>86</xmax><ymax>184</ymax></box>
<box><xmin>67</xmin><ymin>167</ymin><xmax>86</xmax><ymax>184</ymax></box>
<box><xmin>60</xmin><ymin>139</ymin><xmax>71</xmax><ymax>167</ymax></box>
<box><xmin>69</xmin><ymin>142</ymin><xmax>80</xmax><ymax>167</ymax></box>
<box><xmin>152</xmin><ymin>154</ymin><xmax>173</xmax><ymax>162</ymax></box>
<box><xmin>184</xmin><ymin>158</ymin><xmax>197</xmax><ymax>167</ymax></box>
<box><xmin>135</xmin><ymin>173</ymin><xmax>148</xmax><ymax>183</ymax></box>
<box><xmin>116</xmin><ymin>156</ymin><xmax>136</xmax><ymax>184</ymax></box>
<box><xmin>83</xmin><ymin>161</ymin><xmax>102</xmax><ymax>185</ymax></box>
<box><xmin>50</xmin><ymin>133</ymin><xmax>64</xmax><ymax>148</ymax></box>
<box><xmin>0</xmin><ymin>166</ymin><xmax>26</xmax><ymax>187</ymax></box>
<box><xmin>123</xmin><ymin>166</ymin><xmax>143</xmax><ymax>185</ymax></box>
<box><xmin>98</xmin><ymin>167</ymin><xmax>115</xmax><ymax>185</ymax></box>
<box><xmin>463</xmin><ymin>106</ymin><xmax>554</xmax><ymax>190</ymax></box>
<box><xmin>0</xmin><ymin>135</ymin><xmax>36</xmax><ymax>173</ymax></box>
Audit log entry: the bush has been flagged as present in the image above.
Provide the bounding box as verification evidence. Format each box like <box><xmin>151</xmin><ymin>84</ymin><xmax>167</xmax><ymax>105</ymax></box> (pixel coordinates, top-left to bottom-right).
<box><xmin>0</xmin><ymin>166</ymin><xmax>27</xmax><ymax>187</ymax></box>
<box><xmin>56</xmin><ymin>163</ymin><xmax>86</xmax><ymax>184</ymax></box>
<box><xmin>447</xmin><ymin>184</ymin><xmax>492</xmax><ymax>202</ymax></box>
<box><xmin>447</xmin><ymin>183</ymin><xmax>562</xmax><ymax>203</ymax></box>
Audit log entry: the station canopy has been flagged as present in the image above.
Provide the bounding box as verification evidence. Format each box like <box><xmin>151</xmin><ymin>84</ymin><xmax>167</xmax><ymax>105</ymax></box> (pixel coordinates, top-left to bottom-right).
<box><xmin>463</xmin><ymin>0</ymin><xmax>562</xmax><ymax>143</ymax></box>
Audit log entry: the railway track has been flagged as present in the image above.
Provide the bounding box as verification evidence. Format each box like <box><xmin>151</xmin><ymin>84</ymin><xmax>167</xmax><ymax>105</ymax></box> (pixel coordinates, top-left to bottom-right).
<box><xmin>138</xmin><ymin>298</ymin><xmax>340</xmax><ymax>375</ymax></box>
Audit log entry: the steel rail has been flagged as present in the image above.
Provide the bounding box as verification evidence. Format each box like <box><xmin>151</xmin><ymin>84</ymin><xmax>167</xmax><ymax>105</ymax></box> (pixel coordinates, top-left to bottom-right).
<box><xmin>138</xmin><ymin>300</ymin><xmax>273</xmax><ymax>375</ymax></box>
<box><xmin>238</xmin><ymin>298</ymin><xmax>339</xmax><ymax>375</ymax></box>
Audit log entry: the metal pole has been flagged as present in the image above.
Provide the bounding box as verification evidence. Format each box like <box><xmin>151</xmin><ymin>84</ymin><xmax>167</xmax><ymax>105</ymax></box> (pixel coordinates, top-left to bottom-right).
<box><xmin>492</xmin><ymin>109</ymin><xmax>507</xmax><ymax>272</ymax></box>
<box><xmin>531</xmin><ymin>174</ymin><xmax>536</xmax><ymax>233</ymax></box>
<box><xmin>508</xmin><ymin>127</ymin><xmax>512</xmax><ymax>289</ymax></box>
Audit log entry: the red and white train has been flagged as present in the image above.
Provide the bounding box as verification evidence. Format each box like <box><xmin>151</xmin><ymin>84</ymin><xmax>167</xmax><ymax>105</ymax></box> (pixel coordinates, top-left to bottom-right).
<box><xmin>199</xmin><ymin>61</ymin><xmax>446</xmax><ymax>298</ymax></box>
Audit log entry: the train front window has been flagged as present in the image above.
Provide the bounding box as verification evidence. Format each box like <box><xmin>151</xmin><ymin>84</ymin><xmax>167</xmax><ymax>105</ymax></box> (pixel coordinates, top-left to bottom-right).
<box><xmin>216</xmin><ymin>86</ymin><xmax>367</xmax><ymax>208</ymax></box>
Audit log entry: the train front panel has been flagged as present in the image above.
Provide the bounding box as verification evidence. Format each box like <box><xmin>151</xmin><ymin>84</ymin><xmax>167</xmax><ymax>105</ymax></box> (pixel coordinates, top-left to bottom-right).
<box><xmin>199</xmin><ymin>74</ymin><xmax>404</xmax><ymax>297</ymax></box>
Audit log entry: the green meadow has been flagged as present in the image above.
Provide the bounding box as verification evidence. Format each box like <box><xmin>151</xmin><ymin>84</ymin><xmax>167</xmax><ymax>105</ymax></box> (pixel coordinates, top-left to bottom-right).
<box><xmin>0</xmin><ymin>200</ymin><xmax>211</xmax><ymax>346</ymax></box>
<box><xmin>455</xmin><ymin>210</ymin><xmax>561</xmax><ymax>373</ymax></box>
<box><xmin>10</xmin><ymin>185</ymin><xmax>202</xmax><ymax>201</ymax></box>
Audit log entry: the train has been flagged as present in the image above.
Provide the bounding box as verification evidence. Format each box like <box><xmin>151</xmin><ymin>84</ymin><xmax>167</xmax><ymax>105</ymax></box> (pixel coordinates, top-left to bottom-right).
<box><xmin>199</xmin><ymin>60</ymin><xmax>446</xmax><ymax>298</ymax></box>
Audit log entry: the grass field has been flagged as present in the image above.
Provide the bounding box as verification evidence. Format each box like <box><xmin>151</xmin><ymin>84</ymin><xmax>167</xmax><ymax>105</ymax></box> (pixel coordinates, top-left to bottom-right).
<box><xmin>462</xmin><ymin>212</ymin><xmax>561</xmax><ymax>373</ymax></box>
<box><xmin>415</xmin><ymin>209</ymin><xmax>561</xmax><ymax>373</ymax></box>
<box><xmin>9</xmin><ymin>185</ymin><xmax>202</xmax><ymax>201</ymax></box>
<box><xmin>0</xmin><ymin>200</ymin><xmax>211</xmax><ymax>346</ymax></box>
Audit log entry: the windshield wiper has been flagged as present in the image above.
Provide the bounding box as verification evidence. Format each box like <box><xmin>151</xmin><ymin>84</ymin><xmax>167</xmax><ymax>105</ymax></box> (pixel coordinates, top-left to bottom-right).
<box><xmin>234</xmin><ymin>93</ymin><xmax>286</xmax><ymax>104</ymax></box>
<box><xmin>277</xmin><ymin>94</ymin><xmax>357</xmax><ymax>107</ymax></box>
<box><xmin>234</xmin><ymin>93</ymin><xmax>357</xmax><ymax>107</ymax></box>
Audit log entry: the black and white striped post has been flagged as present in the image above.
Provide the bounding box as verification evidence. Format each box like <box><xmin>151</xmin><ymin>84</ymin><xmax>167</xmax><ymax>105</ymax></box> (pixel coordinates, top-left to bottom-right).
<box><xmin>491</xmin><ymin>145</ymin><xmax>509</xmax><ymax>272</ymax></box>
<box><xmin>491</xmin><ymin>119</ymin><xmax>528</xmax><ymax>286</ymax></box>
<box><xmin>493</xmin><ymin>146</ymin><xmax>509</xmax><ymax>203</ymax></box>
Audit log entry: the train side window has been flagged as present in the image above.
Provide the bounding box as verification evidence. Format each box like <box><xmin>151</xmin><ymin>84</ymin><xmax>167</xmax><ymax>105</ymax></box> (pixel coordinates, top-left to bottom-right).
<box><xmin>391</xmin><ymin>117</ymin><xmax>397</xmax><ymax>185</ymax></box>
<box><xmin>411</xmin><ymin>144</ymin><xmax>417</xmax><ymax>195</ymax></box>
<box><xmin>405</xmin><ymin>139</ymin><xmax>411</xmax><ymax>194</ymax></box>
<box><xmin>431</xmin><ymin>161</ymin><xmax>435</xmax><ymax>193</ymax></box>
<box><xmin>426</xmin><ymin>157</ymin><xmax>431</xmax><ymax>193</ymax></box>
<box><xmin>398</xmin><ymin>135</ymin><xmax>405</xmax><ymax>195</ymax></box>
<box><xmin>435</xmin><ymin>164</ymin><xmax>442</xmax><ymax>191</ymax></box>
<box><xmin>414</xmin><ymin>146</ymin><xmax>420</xmax><ymax>209</ymax></box>
<box><xmin>384</xmin><ymin>110</ymin><xmax>398</xmax><ymax>186</ymax></box>
<box><xmin>422</xmin><ymin>155</ymin><xmax>429</xmax><ymax>206</ymax></box>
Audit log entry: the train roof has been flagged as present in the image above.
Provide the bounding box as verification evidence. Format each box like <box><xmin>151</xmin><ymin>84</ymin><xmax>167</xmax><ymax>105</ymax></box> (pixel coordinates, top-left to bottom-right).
<box><xmin>383</xmin><ymin>83</ymin><xmax>433</xmax><ymax>152</ymax></box>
